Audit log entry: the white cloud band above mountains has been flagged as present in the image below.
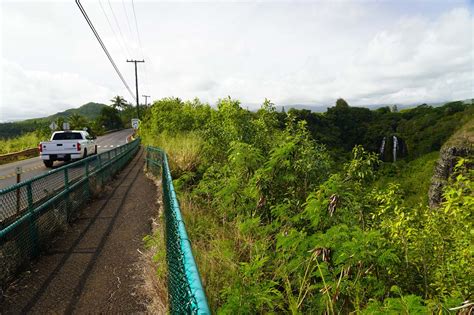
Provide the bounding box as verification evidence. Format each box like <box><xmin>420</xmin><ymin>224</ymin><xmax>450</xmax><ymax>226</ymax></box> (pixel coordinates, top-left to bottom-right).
<box><xmin>1</xmin><ymin>59</ymin><xmax>112</xmax><ymax>121</ymax></box>
<box><xmin>0</xmin><ymin>2</ymin><xmax>472</xmax><ymax>121</ymax></box>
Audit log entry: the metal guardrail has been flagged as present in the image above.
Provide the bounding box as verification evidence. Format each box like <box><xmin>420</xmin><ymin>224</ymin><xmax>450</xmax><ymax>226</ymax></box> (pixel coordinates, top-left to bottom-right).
<box><xmin>145</xmin><ymin>146</ymin><xmax>210</xmax><ymax>315</ymax></box>
<box><xmin>0</xmin><ymin>138</ymin><xmax>141</xmax><ymax>285</ymax></box>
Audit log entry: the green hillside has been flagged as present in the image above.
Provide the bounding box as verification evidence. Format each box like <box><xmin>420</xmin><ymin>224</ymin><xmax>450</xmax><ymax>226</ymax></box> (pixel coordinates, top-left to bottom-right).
<box><xmin>0</xmin><ymin>102</ymin><xmax>106</xmax><ymax>139</ymax></box>
<box><xmin>41</xmin><ymin>102</ymin><xmax>106</xmax><ymax>121</ymax></box>
<box><xmin>140</xmin><ymin>97</ymin><xmax>473</xmax><ymax>313</ymax></box>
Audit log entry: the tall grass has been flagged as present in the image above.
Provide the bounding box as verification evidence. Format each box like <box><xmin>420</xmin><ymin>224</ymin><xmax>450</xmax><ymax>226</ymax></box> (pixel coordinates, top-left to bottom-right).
<box><xmin>0</xmin><ymin>132</ymin><xmax>45</xmax><ymax>155</ymax></box>
<box><xmin>143</xmin><ymin>131</ymin><xmax>203</xmax><ymax>177</ymax></box>
<box><xmin>178</xmin><ymin>195</ymin><xmax>240</xmax><ymax>311</ymax></box>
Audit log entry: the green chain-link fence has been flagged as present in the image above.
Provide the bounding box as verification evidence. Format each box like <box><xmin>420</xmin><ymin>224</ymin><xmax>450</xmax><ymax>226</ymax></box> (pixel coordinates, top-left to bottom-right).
<box><xmin>145</xmin><ymin>146</ymin><xmax>210</xmax><ymax>315</ymax></box>
<box><xmin>0</xmin><ymin>138</ymin><xmax>141</xmax><ymax>286</ymax></box>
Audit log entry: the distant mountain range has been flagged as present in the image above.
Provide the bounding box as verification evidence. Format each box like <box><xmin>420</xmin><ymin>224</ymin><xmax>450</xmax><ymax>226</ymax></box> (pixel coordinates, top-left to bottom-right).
<box><xmin>25</xmin><ymin>102</ymin><xmax>106</xmax><ymax>122</ymax></box>
<box><xmin>274</xmin><ymin>99</ymin><xmax>472</xmax><ymax>113</ymax></box>
<box><xmin>1</xmin><ymin>99</ymin><xmax>472</xmax><ymax>139</ymax></box>
<box><xmin>0</xmin><ymin>102</ymin><xmax>106</xmax><ymax>139</ymax></box>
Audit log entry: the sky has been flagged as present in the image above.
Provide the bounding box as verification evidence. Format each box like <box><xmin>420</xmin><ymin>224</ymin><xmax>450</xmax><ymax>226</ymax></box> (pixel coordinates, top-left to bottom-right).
<box><xmin>0</xmin><ymin>0</ymin><xmax>473</xmax><ymax>121</ymax></box>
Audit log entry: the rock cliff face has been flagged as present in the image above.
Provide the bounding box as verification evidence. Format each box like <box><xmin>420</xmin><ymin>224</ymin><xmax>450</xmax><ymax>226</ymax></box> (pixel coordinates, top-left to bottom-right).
<box><xmin>428</xmin><ymin>119</ymin><xmax>473</xmax><ymax>208</ymax></box>
<box><xmin>428</xmin><ymin>147</ymin><xmax>471</xmax><ymax>208</ymax></box>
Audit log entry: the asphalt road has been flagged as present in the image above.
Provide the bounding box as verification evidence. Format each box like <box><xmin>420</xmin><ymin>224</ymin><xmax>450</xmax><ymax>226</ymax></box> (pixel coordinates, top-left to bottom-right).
<box><xmin>0</xmin><ymin>129</ymin><xmax>133</xmax><ymax>190</ymax></box>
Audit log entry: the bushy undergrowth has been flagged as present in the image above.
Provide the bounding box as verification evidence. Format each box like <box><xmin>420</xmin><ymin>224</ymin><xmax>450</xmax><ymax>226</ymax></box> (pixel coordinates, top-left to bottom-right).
<box><xmin>374</xmin><ymin>152</ymin><xmax>440</xmax><ymax>207</ymax></box>
<box><xmin>142</xmin><ymin>97</ymin><xmax>473</xmax><ymax>313</ymax></box>
<box><xmin>0</xmin><ymin>132</ymin><xmax>47</xmax><ymax>154</ymax></box>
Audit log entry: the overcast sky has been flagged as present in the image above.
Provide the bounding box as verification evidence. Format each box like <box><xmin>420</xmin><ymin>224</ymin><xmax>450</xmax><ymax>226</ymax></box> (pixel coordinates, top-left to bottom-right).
<box><xmin>0</xmin><ymin>0</ymin><xmax>472</xmax><ymax>121</ymax></box>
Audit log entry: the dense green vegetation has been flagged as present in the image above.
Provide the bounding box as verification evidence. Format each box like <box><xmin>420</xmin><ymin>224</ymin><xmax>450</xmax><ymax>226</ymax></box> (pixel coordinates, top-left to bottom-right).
<box><xmin>0</xmin><ymin>132</ymin><xmax>43</xmax><ymax>155</ymax></box>
<box><xmin>0</xmin><ymin>102</ymin><xmax>106</xmax><ymax>139</ymax></box>
<box><xmin>287</xmin><ymin>99</ymin><xmax>473</xmax><ymax>160</ymax></box>
<box><xmin>0</xmin><ymin>98</ymin><xmax>145</xmax><ymax>154</ymax></box>
<box><xmin>141</xmin><ymin>97</ymin><xmax>473</xmax><ymax>313</ymax></box>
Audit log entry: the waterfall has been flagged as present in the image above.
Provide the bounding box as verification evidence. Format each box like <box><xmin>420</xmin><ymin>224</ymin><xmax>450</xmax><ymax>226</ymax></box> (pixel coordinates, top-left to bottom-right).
<box><xmin>380</xmin><ymin>137</ymin><xmax>386</xmax><ymax>156</ymax></box>
<box><xmin>393</xmin><ymin>136</ymin><xmax>398</xmax><ymax>162</ymax></box>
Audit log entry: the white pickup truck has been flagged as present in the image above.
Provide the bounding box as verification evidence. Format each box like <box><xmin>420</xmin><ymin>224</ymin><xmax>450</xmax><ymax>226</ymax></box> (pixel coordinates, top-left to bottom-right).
<box><xmin>39</xmin><ymin>130</ymin><xmax>97</xmax><ymax>168</ymax></box>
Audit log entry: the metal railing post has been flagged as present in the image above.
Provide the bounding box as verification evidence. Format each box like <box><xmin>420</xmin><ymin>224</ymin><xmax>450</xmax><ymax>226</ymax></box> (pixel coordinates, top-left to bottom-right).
<box><xmin>27</xmin><ymin>182</ymin><xmax>39</xmax><ymax>257</ymax></box>
<box><xmin>97</xmin><ymin>154</ymin><xmax>104</xmax><ymax>186</ymax></box>
<box><xmin>145</xmin><ymin>147</ymin><xmax>149</xmax><ymax>172</ymax></box>
<box><xmin>85</xmin><ymin>159</ymin><xmax>90</xmax><ymax>199</ymax></box>
<box><xmin>98</xmin><ymin>153</ymin><xmax>103</xmax><ymax>169</ymax></box>
<box><xmin>85</xmin><ymin>159</ymin><xmax>89</xmax><ymax>177</ymax></box>
<box><xmin>64</xmin><ymin>168</ymin><xmax>71</xmax><ymax>221</ymax></box>
<box><xmin>16</xmin><ymin>186</ymin><xmax>21</xmax><ymax>214</ymax></box>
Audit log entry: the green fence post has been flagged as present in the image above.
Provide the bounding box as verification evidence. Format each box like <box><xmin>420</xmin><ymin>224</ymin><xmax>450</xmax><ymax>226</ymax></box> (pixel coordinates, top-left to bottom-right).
<box><xmin>85</xmin><ymin>159</ymin><xmax>90</xmax><ymax>199</ymax></box>
<box><xmin>64</xmin><ymin>168</ymin><xmax>71</xmax><ymax>221</ymax></box>
<box><xmin>26</xmin><ymin>182</ymin><xmax>39</xmax><ymax>257</ymax></box>
<box><xmin>97</xmin><ymin>154</ymin><xmax>103</xmax><ymax>187</ymax></box>
<box><xmin>85</xmin><ymin>160</ymin><xmax>90</xmax><ymax>177</ymax></box>
<box><xmin>145</xmin><ymin>147</ymin><xmax>148</xmax><ymax>172</ymax></box>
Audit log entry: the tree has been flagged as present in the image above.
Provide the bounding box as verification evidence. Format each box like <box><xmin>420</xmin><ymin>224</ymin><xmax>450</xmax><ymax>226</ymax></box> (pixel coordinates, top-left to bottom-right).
<box><xmin>55</xmin><ymin>117</ymin><xmax>65</xmax><ymax>131</ymax></box>
<box><xmin>110</xmin><ymin>96</ymin><xmax>128</xmax><ymax>111</ymax></box>
<box><xmin>96</xmin><ymin>106</ymin><xmax>123</xmax><ymax>131</ymax></box>
<box><xmin>68</xmin><ymin>113</ymin><xmax>88</xmax><ymax>130</ymax></box>
<box><xmin>335</xmin><ymin>98</ymin><xmax>349</xmax><ymax>108</ymax></box>
<box><xmin>327</xmin><ymin>101</ymin><xmax>373</xmax><ymax>151</ymax></box>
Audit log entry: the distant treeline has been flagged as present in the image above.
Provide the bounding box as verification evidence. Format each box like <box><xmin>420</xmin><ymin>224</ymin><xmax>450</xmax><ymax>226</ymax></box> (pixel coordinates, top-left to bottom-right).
<box><xmin>285</xmin><ymin>99</ymin><xmax>473</xmax><ymax>160</ymax></box>
<box><xmin>0</xmin><ymin>102</ymin><xmax>106</xmax><ymax>139</ymax></box>
<box><xmin>0</xmin><ymin>99</ymin><xmax>143</xmax><ymax>154</ymax></box>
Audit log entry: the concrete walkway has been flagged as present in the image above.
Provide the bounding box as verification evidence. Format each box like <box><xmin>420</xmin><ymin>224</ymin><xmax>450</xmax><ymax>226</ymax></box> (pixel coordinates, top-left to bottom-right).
<box><xmin>0</xmin><ymin>147</ymin><xmax>157</xmax><ymax>314</ymax></box>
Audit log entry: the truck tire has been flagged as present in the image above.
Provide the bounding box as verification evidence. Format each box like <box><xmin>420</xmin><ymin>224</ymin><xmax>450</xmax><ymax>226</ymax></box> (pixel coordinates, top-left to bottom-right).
<box><xmin>83</xmin><ymin>149</ymin><xmax>87</xmax><ymax>158</ymax></box>
<box><xmin>43</xmin><ymin>160</ymin><xmax>53</xmax><ymax>168</ymax></box>
<box><xmin>94</xmin><ymin>145</ymin><xmax>97</xmax><ymax>155</ymax></box>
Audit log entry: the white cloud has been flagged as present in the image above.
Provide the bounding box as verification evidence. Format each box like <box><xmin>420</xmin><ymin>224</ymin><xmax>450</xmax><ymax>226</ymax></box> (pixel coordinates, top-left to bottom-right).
<box><xmin>0</xmin><ymin>1</ymin><xmax>472</xmax><ymax>120</ymax></box>
<box><xmin>343</xmin><ymin>7</ymin><xmax>473</xmax><ymax>105</ymax></box>
<box><xmin>1</xmin><ymin>59</ymin><xmax>113</xmax><ymax>121</ymax></box>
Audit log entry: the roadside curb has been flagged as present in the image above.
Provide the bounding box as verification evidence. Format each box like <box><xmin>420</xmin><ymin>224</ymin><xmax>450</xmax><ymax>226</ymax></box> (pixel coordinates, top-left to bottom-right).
<box><xmin>0</xmin><ymin>148</ymin><xmax>38</xmax><ymax>165</ymax></box>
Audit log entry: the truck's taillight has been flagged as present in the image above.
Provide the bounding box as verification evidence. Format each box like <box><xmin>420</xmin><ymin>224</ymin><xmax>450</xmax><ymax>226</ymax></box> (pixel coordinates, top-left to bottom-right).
<box><xmin>38</xmin><ymin>143</ymin><xmax>42</xmax><ymax>153</ymax></box>
<box><xmin>77</xmin><ymin>142</ymin><xmax>81</xmax><ymax>151</ymax></box>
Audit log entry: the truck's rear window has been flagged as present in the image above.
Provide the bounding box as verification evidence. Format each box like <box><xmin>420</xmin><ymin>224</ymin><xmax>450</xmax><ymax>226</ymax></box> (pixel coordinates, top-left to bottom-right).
<box><xmin>52</xmin><ymin>132</ymin><xmax>83</xmax><ymax>140</ymax></box>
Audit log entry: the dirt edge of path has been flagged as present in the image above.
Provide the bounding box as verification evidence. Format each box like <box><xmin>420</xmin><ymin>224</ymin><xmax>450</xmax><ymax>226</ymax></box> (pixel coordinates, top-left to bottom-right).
<box><xmin>136</xmin><ymin>174</ymin><xmax>168</xmax><ymax>314</ymax></box>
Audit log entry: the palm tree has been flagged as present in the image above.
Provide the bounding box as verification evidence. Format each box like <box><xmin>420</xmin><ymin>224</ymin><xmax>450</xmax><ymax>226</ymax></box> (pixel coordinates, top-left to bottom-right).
<box><xmin>55</xmin><ymin>117</ymin><xmax>65</xmax><ymax>131</ymax></box>
<box><xmin>110</xmin><ymin>96</ymin><xmax>128</xmax><ymax>111</ymax></box>
<box><xmin>69</xmin><ymin>113</ymin><xmax>88</xmax><ymax>130</ymax></box>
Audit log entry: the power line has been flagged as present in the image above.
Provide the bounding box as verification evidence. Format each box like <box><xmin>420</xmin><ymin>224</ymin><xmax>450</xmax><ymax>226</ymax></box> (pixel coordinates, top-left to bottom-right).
<box><xmin>98</xmin><ymin>0</ymin><xmax>128</xmax><ymax>60</ymax></box>
<box><xmin>131</xmin><ymin>0</ymin><xmax>143</xmax><ymax>56</ymax></box>
<box><xmin>122</xmin><ymin>0</ymin><xmax>134</xmax><ymax>42</ymax></box>
<box><xmin>75</xmin><ymin>0</ymin><xmax>135</xmax><ymax>100</ymax></box>
<box><xmin>107</xmin><ymin>0</ymin><xmax>132</xmax><ymax>58</ymax></box>
<box><xmin>131</xmin><ymin>0</ymin><xmax>150</xmax><ymax>93</ymax></box>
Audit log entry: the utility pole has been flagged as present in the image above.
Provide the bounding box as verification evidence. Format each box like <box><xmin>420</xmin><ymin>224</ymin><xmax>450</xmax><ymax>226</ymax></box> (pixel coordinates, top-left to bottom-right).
<box><xmin>126</xmin><ymin>59</ymin><xmax>144</xmax><ymax>119</ymax></box>
<box><xmin>142</xmin><ymin>95</ymin><xmax>150</xmax><ymax>106</ymax></box>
